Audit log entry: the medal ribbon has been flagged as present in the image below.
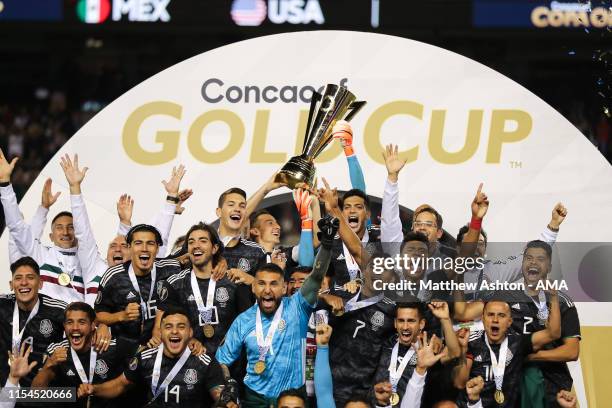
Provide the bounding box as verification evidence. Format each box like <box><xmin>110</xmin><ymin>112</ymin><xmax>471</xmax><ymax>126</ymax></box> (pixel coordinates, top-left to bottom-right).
<box><xmin>151</xmin><ymin>344</ymin><xmax>191</xmax><ymax>401</ymax></box>
<box><xmin>344</xmin><ymin>290</ymin><xmax>383</xmax><ymax>313</ymax></box>
<box><xmin>388</xmin><ymin>341</ymin><xmax>415</xmax><ymax>392</ymax></box>
<box><xmin>71</xmin><ymin>347</ymin><xmax>97</xmax><ymax>384</ymax></box>
<box><xmin>255</xmin><ymin>302</ymin><xmax>284</xmax><ymax>361</ymax></box>
<box><xmin>342</xmin><ymin>229</ymin><xmax>369</xmax><ymax>281</ymax></box>
<box><xmin>127</xmin><ymin>264</ymin><xmax>157</xmax><ymax>321</ymax></box>
<box><xmin>484</xmin><ymin>335</ymin><xmax>508</xmax><ymax>393</ymax></box>
<box><xmin>190</xmin><ymin>270</ymin><xmax>216</xmax><ymax>324</ymax></box>
<box><xmin>12</xmin><ymin>299</ymin><xmax>40</xmax><ymax>354</ymax></box>
<box><xmin>528</xmin><ymin>290</ymin><xmax>549</xmax><ymax>323</ymax></box>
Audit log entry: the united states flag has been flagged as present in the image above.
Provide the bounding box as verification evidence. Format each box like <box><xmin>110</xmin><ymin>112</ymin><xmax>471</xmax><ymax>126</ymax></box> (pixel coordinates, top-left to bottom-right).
<box><xmin>231</xmin><ymin>0</ymin><xmax>267</xmax><ymax>26</ymax></box>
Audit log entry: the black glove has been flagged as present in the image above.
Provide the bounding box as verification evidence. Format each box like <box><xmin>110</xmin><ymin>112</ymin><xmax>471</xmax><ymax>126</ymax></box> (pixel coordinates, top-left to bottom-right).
<box><xmin>317</xmin><ymin>215</ymin><xmax>340</xmax><ymax>249</ymax></box>
<box><xmin>215</xmin><ymin>377</ymin><xmax>239</xmax><ymax>407</ymax></box>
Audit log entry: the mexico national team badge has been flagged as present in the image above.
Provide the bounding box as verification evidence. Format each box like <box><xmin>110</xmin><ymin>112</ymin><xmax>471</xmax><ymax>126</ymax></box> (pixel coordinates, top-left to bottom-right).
<box><xmin>238</xmin><ymin>258</ymin><xmax>250</xmax><ymax>272</ymax></box>
<box><xmin>58</xmin><ymin>272</ymin><xmax>71</xmax><ymax>286</ymax></box>
<box><xmin>39</xmin><ymin>319</ymin><xmax>53</xmax><ymax>336</ymax></box>
<box><xmin>254</xmin><ymin>360</ymin><xmax>266</xmax><ymax>375</ymax></box>
<box><xmin>277</xmin><ymin>319</ymin><xmax>286</xmax><ymax>332</ymax></box>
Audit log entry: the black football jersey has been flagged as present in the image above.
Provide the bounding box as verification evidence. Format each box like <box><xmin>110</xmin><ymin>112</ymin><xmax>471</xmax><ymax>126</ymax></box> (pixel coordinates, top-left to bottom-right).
<box><xmin>328</xmin><ymin>295</ymin><xmax>396</xmax><ymax>406</ymax></box>
<box><xmin>44</xmin><ymin>338</ymin><xmax>131</xmax><ymax>408</ymax></box>
<box><xmin>157</xmin><ymin>269</ymin><xmax>252</xmax><ymax>355</ymax></box>
<box><xmin>458</xmin><ymin>331</ymin><xmax>534</xmax><ymax>408</ymax></box>
<box><xmin>328</xmin><ymin>227</ymin><xmax>380</xmax><ymax>290</ymax></box>
<box><xmin>223</xmin><ymin>238</ymin><xmax>267</xmax><ymax>276</ymax></box>
<box><xmin>373</xmin><ymin>336</ymin><xmax>419</xmax><ymax>402</ymax></box>
<box><xmin>0</xmin><ymin>294</ymin><xmax>66</xmax><ymax>387</ymax></box>
<box><xmin>485</xmin><ymin>290</ymin><xmax>580</xmax><ymax>403</ymax></box>
<box><xmin>95</xmin><ymin>259</ymin><xmax>181</xmax><ymax>344</ymax></box>
<box><xmin>123</xmin><ymin>346</ymin><xmax>224</xmax><ymax>408</ymax></box>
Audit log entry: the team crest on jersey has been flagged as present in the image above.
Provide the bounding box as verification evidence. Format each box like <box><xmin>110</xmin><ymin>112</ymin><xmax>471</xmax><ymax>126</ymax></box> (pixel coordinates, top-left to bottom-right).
<box><xmin>215</xmin><ymin>288</ymin><xmax>229</xmax><ymax>303</ymax></box>
<box><xmin>95</xmin><ymin>359</ymin><xmax>109</xmax><ymax>379</ymax></box>
<box><xmin>505</xmin><ymin>349</ymin><xmax>514</xmax><ymax>366</ymax></box>
<box><xmin>278</xmin><ymin>319</ymin><xmax>286</xmax><ymax>332</ymax></box>
<box><xmin>156</xmin><ymin>281</ymin><xmax>164</xmax><ymax>296</ymax></box>
<box><xmin>39</xmin><ymin>319</ymin><xmax>53</xmax><ymax>336</ymax></box>
<box><xmin>95</xmin><ymin>292</ymin><xmax>102</xmax><ymax>305</ymax></box>
<box><xmin>129</xmin><ymin>357</ymin><xmax>138</xmax><ymax>370</ymax></box>
<box><xmin>184</xmin><ymin>368</ymin><xmax>198</xmax><ymax>385</ymax></box>
<box><xmin>370</xmin><ymin>311</ymin><xmax>384</xmax><ymax>331</ymax></box>
<box><xmin>238</xmin><ymin>258</ymin><xmax>250</xmax><ymax>272</ymax></box>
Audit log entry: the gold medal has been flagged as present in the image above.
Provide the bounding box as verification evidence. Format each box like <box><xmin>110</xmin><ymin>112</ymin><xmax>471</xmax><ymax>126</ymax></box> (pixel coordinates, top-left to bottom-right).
<box><xmin>389</xmin><ymin>392</ymin><xmax>400</xmax><ymax>406</ymax></box>
<box><xmin>203</xmin><ymin>324</ymin><xmax>215</xmax><ymax>338</ymax></box>
<box><xmin>254</xmin><ymin>360</ymin><xmax>266</xmax><ymax>375</ymax></box>
<box><xmin>494</xmin><ymin>390</ymin><xmax>505</xmax><ymax>404</ymax></box>
<box><xmin>58</xmin><ymin>273</ymin><xmax>71</xmax><ymax>286</ymax></box>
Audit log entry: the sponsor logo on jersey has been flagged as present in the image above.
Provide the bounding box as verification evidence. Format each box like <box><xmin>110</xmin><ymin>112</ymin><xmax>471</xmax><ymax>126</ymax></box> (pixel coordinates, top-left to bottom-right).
<box><xmin>370</xmin><ymin>311</ymin><xmax>384</xmax><ymax>331</ymax></box>
<box><xmin>216</xmin><ymin>287</ymin><xmax>229</xmax><ymax>303</ymax></box>
<box><xmin>474</xmin><ymin>354</ymin><xmax>483</xmax><ymax>362</ymax></box>
<box><xmin>187</xmin><ymin>294</ymin><xmax>195</xmax><ymax>301</ymax></box>
<box><xmin>127</xmin><ymin>291</ymin><xmax>137</xmax><ymax>300</ymax></box>
<box><xmin>238</xmin><ymin>258</ymin><xmax>250</xmax><ymax>272</ymax></box>
<box><xmin>512</xmin><ymin>303</ymin><xmax>521</xmax><ymax>310</ymax></box>
<box><xmin>184</xmin><ymin>368</ymin><xmax>198</xmax><ymax>385</ymax></box>
<box><xmin>337</xmin><ymin>254</ymin><xmax>345</xmax><ymax>261</ymax></box>
<box><xmin>67</xmin><ymin>369</ymin><xmax>76</xmax><ymax>376</ymax></box>
<box><xmin>40</xmin><ymin>319</ymin><xmax>53</xmax><ymax>336</ymax></box>
<box><xmin>95</xmin><ymin>359</ymin><xmax>109</xmax><ymax>378</ymax></box>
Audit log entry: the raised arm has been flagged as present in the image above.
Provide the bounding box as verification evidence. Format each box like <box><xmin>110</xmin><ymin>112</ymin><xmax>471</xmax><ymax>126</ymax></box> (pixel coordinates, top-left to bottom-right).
<box><xmin>381</xmin><ymin>144</ymin><xmax>408</xmax><ymax>245</ymax></box>
<box><xmin>332</xmin><ymin>120</ymin><xmax>366</xmax><ymax>192</ymax></box>
<box><xmin>429</xmin><ymin>302</ymin><xmax>462</xmax><ymax>363</ymax></box>
<box><xmin>0</xmin><ymin>148</ymin><xmax>45</xmax><ymax>263</ymax></box>
<box><xmin>314</xmin><ymin>324</ymin><xmax>336</xmax><ymax>408</ymax></box>
<box><xmin>154</xmin><ymin>164</ymin><xmax>187</xmax><ymax>255</ymax></box>
<box><xmin>453</xmin><ymin>184</ymin><xmax>489</xmax><ymax>319</ymax></box>
<box><xmin>531</xmin><ymin>291</ymin><xmax>561</xmax><ymax>351</ymax></box>
<box><xmin>59</xmin><ymin>154</ymin><xmax>105</xmax><ymax>286</ymax></box>
<box><xmin>244</xmin><ymin>172</ymin><xmax>287</xmax><ymax>224</ymax></box>
<box><xmin>486</xmin><ymin>203</ymin><xmax>567</xmax><ymax>284</ymax></box>
<box><xmin>8</xmin><ymin>180</ymin><xmax>54</xmax><ymax>263</ymax></box>
<box><xmin>300</xmin><ymin>216</ymin><xmax>338</xmax><ymax>305</ymax></box>
<box><xmin>319</xmin><ymin>178</ymin><xmax>362</xmax><ymax>263</ymax></box>
<box><xmin>293</xmin><ymin>188</ymin><xmax>314</xmax><ymax>267</ymax></box>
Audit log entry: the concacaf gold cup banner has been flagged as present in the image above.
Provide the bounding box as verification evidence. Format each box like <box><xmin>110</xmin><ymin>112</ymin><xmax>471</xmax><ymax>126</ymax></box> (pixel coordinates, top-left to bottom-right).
<box><xmin>1</xmin><ymin>31</ymin><xmax>611</xmax><ymax>406</ymax></box>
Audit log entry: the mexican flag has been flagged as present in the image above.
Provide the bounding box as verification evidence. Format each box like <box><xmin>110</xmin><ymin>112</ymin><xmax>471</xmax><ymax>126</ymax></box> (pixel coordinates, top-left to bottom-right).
<box><xmin>76</xmin><ymin>0</ymin><xmax>111</xmax><ymax>24</ymax></box>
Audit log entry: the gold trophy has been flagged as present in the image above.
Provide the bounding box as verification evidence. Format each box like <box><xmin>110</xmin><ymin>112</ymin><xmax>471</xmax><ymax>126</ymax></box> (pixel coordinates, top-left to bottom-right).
<box><xmin>275</xmin><ymin>84</ymin><xmax>366</xmax><ymax>189</ymax></box>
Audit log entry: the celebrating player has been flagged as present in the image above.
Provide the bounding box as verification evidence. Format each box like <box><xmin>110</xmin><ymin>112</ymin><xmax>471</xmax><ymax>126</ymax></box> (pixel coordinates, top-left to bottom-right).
<box><xmin>94</xmin><ymin>224</ymin><xmax>181</xmax><ymax>348</ymax></box>
<box><xmin>215</xmin><ymin>216</ymin><xmax>339</xmax><ymax>405</ymax></box>
<box><xmin>0</xmin><ymin>257</ymin><xmax>66</xmax><ymax>387</ymax></box>
<box><xmin>454</xmin><ymin>294</ymin><xmax>561</xmax><ymax>407</ymax></box>
<box><xmin>157</xmin><ymin>222</ymin><xmax>251</xmax><ymax>355</ymax></box>
<box><xmin>32</xmin><ymin>302</ymin><xmax>129</xmax><ymax>407</ymax></box>
<box><xmin>78</xmin><ymin>307</ymin><xmax>232</xmax><ymax>407</ymax></box>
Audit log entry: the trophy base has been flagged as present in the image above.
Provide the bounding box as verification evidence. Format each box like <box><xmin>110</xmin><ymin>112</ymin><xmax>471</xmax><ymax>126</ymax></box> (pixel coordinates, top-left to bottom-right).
<box><xmin>275</xmin><ymin>155</ymin><xmax>315</xmax><ymax>189</ymax></box>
